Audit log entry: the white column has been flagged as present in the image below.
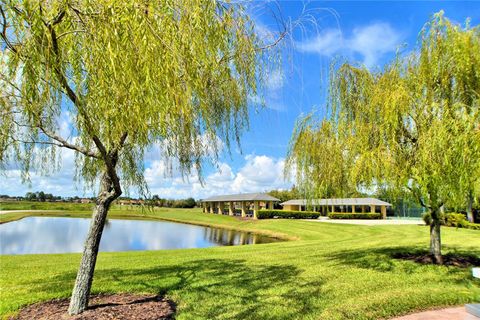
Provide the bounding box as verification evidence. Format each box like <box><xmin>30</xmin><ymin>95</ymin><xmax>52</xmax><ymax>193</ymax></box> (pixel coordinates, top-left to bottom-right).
<box><xmin>218</xmin><ymin>202</ymin><xmax>224</xmax><ymax>215</ymax></box>
<box><xmin>253</xmin><ymin>201</ymin><xmax>259</xmax><ymax>219</ymax></box>
<box><xmin>209</xmin><ymin>202</ymin><xmax>214</xmax><ymax>214</ymax></box>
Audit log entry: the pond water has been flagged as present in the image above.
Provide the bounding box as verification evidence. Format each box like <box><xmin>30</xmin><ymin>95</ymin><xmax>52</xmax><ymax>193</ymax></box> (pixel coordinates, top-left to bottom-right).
<box><xmin>0</xmin><ymin>216</ymin><xmax>279</xmax><ymax>255</ymax></box>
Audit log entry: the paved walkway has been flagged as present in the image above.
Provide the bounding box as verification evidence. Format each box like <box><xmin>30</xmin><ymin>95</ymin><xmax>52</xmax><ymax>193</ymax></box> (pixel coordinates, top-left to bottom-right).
<box><xmin>310</xmin><ymin>217</ymin><xmax>424</xmax><ymax>226</ymax></box>
<box><xmin>390</xmin><ymin>306</ymin><xmax>479</xmax><ymax>320</ymax></box>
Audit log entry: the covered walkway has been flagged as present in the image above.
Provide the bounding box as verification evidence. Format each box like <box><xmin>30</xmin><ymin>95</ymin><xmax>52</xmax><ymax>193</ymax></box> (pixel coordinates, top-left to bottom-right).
<box><xmin>200</xmin><ymin>193</ymin><xmax>280</xmax><ymax>219</ymax></box>
<box><xmin>281</xmin><ymin>198</ymin><xmax>393</xmax><ymax>219</ymax></box>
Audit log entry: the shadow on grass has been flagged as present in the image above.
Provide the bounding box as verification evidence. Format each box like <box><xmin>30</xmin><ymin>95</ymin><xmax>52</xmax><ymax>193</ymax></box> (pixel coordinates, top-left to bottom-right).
<box><xmin>20</xmin><ymin>259</ymin><xmax>325</xmax><ymax>320</ymax></box>
<box><xmin>325</xmin><ymin>246</ymin><xmax>480</xmax><ymax>273</ymax></box>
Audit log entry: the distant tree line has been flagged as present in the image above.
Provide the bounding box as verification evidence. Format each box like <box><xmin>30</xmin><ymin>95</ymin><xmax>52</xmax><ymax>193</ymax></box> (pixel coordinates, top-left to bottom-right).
<box><xmin>268</xmin><ymin>187</ymin><xmax>300</xmax><ymax>204</ymax></box>
<box><xmin>25</xmin><ymin>191</ymin><xmax>62</xmax><ymax>202</ymax></box>
<box><xmin>0</xmin><ymin>193</ymin><xmax>198</xmax><ymax>208</ymax></box>
<box><xmin>148</xmin><ymin>195</ymin><xmax>196</xmax><ymax>208</ymax></box>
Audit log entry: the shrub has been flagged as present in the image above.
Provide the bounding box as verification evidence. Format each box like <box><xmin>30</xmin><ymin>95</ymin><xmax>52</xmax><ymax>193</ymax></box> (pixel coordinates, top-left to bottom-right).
<box><xmin>422</xmin><ymin>212</ymin><xmax>480</xmax><ymax>230</ymax></box>
<box><xmin>257</xmin><ymin>210</ymin><xmax>321</xmax><ymax>219</ymax></box>
<box><xmin>328</xmin><ymin>213</ymin><xmax>381</xmax><ymax>220</ymax></box>
<box><xmin>444</xmin><ymin>213</ymin><xmax>468</xmax><ymax>227</ymax></box>
<box><xmin>467</xmin><ymin>222</ymin><xmax>480</xmax><ymax>230</ymax></box>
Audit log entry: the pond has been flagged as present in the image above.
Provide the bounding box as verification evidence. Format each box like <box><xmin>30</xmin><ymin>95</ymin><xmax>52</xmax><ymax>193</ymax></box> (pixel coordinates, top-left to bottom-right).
<box><xmin>0</xmin><ymin>216</ymin><xmax>280</xmax><ymax>255</ymax></box>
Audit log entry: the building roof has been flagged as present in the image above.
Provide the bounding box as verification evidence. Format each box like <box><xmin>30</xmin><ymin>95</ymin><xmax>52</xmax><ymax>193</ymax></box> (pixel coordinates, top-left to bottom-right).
<box><xmin>281</xmin><ymin>198</ymin><xmax>392</xmax><ymax>207</ymax></box>
<box><xmin>201</xmin><ymin>193</ymin><xmax>280</xmax><ymax>202</ymax></box>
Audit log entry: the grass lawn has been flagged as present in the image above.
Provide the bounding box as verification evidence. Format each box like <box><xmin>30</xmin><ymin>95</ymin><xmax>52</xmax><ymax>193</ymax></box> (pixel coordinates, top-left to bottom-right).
<box><xmin>0</xmin><ymin>206</ymin><xmax>479</xmax><ymax>319</ymax></box>
<box><xmin>0</xmin><ymin>200</ymin><xmax>96</xmax><ymax>211</ymax></box>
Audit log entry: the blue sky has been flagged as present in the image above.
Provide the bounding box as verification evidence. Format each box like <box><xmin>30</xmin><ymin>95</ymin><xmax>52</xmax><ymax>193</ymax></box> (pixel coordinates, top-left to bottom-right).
<box><xmin>1</xmin><ymin>1</ymin><xmax>478</xmax><ymax>199</ymax></box>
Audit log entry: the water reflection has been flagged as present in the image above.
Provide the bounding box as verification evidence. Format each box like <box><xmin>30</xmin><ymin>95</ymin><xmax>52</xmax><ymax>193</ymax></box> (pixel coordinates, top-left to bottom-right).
<box><xmin>0</xmin><ymin>217</ymin><xmax>279</xmax><ymax>255</ymax></box>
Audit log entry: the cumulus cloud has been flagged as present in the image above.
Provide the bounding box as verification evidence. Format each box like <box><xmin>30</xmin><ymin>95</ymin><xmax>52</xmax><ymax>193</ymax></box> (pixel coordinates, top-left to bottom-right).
<box><xmin>297</xmin><ymin>29</ymin><xmax>343</xmax><ymax>56</ymax></box>
<box><xmin>1</xmin><ymin>152</ymin><xmax>291</xmax><ymax>200</ymax></box>
<box><xmin>297</xmin><ymin>22</ymin><xmax>404</xmax><ymax>67</ymax></box>
<box><xmin>145</xmin><ymin>154</ymin><xmax>291</xmax><ymax>199</ymax></box>
<box><xmin>0</xmin><ymin>148</ymin><xmax>88</xmax><ymax>197</ymax></box>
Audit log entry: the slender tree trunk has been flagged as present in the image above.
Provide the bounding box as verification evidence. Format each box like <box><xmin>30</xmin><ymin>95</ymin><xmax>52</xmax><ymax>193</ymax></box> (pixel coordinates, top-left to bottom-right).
<box><xmin>429</xmin><ymin>207</ymin><xmax>443</xmax><ymax>264</ymax></box>
<box><xmin>466</xmin><ymin>191</ymin><xmax>474</xmax><ymax>223</ymax></box>
<box><xmin>68</xmin><ymin>173</ymin><xmax>121</xmax><ymax>315</ymax></box>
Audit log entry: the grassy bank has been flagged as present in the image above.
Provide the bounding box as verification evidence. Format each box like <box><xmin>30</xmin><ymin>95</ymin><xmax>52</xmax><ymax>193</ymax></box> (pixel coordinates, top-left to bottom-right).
<box><xmin>0</xmin><ymin>200</ymin><xmax>95</xmax><ymax>211</ymax></box>
<box><xmin>1</xmin><ymin>207</ymin><xmax>479</xmax><ymax>319</ymax></box>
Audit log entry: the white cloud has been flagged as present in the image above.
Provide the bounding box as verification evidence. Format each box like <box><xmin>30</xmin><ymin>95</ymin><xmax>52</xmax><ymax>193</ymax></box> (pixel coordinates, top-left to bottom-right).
<box><xmin>265</xmin><ymin>68</ymin><xmax>285</xmax><ymax>91</ymax></box>
<box><xmin>297</xmin><ymin>22</ymin><xmax>404</xmax><ymax>67</ymax></box>
<box><xmin>144</xmin><ymin>154</ymin><xmax>291</xmax><ymax>199</ymax></box>
<box><xmin>297</xmin><ymin>29</ymin><xmax>343</xmax><ymax>56</ymax></box>
<box><xmin>1</xmin><ymin>151</ymin><xmax>290</xmax><ymax>199</ymax></box>
<box><xmin>0</xmin><ymin>148</ymin><xmax>88</xmax><ymax>197</ymax></box>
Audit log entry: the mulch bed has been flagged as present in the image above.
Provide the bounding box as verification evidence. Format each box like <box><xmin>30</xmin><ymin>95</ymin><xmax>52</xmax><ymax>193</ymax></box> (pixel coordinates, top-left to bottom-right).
<box><xmin>11</xmin><ymin>294</ymin><xmax>175</xmax><ymax>320</ymax></box>
<box><xmin>392</xmin><ymin>252</ymin><xmax>480</xmax><ymax>268</ymax></box>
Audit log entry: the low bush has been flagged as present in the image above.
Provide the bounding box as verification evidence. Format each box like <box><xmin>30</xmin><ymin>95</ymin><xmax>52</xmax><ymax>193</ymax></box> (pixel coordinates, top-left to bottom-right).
<box><xmin>328</xmin><ymin>213</ymin><xmax>381</xmax><ymax>220</ymax></box>
<box><xmin>422</xmin><ymin>212</ymin><xmax>480</xmax><ymax>230</ymax></box>
<box><xmin>445</xmin><ymin>213</ymin><xmax>468</xmax><ymax>227</ymax></box>
<box><xmin>257</xmin><ymin>210</ymin><xmax>321</xmax><ymax>219</ymax></box>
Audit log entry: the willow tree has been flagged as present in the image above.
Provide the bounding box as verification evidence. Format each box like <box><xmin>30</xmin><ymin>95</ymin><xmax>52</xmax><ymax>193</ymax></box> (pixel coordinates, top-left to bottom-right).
<box><xmin>286</xmin><ymin>116</ymin><xmax>356</xmax><ymax>200</ymax></box>
<box><xmin>0</xmin><ymin>0</ymin><xmax>273</xmax><ymax>314</ymax></box>
<box><xmin>287</xmin><ymin>13</ymin><xmax>480</xmax><ymax>264</ymax></box>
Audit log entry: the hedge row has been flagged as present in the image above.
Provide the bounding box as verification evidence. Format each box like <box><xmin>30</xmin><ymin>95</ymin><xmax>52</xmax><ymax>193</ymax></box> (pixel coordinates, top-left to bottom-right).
<box><xmin>328</xmin><ymin>213</ymin><xmax>382</xmax><ymax>220</ymax></box>
<box><xmin>257</xmin><ymin>210</ymin><xmax>321</xmax><ymax>219</ymax></box>
<box><xmin>423</xmin><ymin>212</ymin><xmax>480</xmax><ymax>230</ymax></box>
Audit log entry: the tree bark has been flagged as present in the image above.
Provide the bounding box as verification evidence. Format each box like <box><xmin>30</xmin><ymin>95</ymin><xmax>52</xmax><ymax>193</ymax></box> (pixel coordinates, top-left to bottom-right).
<box><xmin>429</xmin><ymin>207</ymin><xmax>443</xmax><ymax>265</ymax></box>
<box><xmin>466</xmin><ymin>191</ymin><xmax>474</xmax><ymax>223</ymax></box>
<box><xmin>68</xmin><ymin>172</ymin><xmax>121</xmax><ymax>315</ymax></box>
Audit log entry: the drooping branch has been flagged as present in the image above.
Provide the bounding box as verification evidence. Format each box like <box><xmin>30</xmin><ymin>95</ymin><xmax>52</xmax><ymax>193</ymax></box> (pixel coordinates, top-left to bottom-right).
<box><xmin>37</xmin><ymin>124</ymin><xmax>99</xmax><ymax>159</ymax></box>
<box><xmin>0</xmin><ymin>6</ymin><xmax>18</xmax><ymax>53</ymax></box>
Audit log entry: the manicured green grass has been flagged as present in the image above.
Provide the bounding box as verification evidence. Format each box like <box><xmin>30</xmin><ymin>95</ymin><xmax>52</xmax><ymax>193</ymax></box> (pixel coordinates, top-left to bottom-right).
<box><xmin>0</xmin><ymin>200</ymin><xmax>94</xmax><ymax>211</ymax></box>
<box><xmin>1</xmin><ymin>207</ymin><xmax>479</xmax><ymax>320</ymax></box>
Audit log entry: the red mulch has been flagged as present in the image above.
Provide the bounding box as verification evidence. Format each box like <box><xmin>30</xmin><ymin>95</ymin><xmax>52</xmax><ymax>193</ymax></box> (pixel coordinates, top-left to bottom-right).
<box><xmin>11</xmin><ymin>294</ymin><xmax>175</xmax><ymax>320</ymax></box>
<box><xmin>392</xmin><ymin>252</ymin><xmax>480</xmax><ymax>268</ymax></box>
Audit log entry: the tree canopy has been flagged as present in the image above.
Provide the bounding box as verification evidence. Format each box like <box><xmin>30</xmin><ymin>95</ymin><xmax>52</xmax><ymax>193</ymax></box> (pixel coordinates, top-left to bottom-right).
<box><xmin>287</xmin><ymin>12</ymin><xmax>480</xmax><ymax>263</ymax></box>
<box><xmin>1</xmin><ymin>0</ymin><xmax>265</xmax><ymax>194</ymax></box>
<box><xmin>1</xmin><ymin>0</ymin><xmax>277</xmax><ymax>314</ymax></box>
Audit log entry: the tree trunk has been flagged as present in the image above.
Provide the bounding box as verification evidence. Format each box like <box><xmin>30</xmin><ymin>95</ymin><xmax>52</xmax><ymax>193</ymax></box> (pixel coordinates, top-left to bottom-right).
<box><xmin>466</xmin><ymin>191</ymin><xmax>474</xmax><ymax>223</ymax></box>
<box><xmin>429</xmin><ymin>207</ymin><xmax>443</xmax><ymax>265</ymax></box>
<box><xmin>68</xmin><ymin>173</ymin><xmax>120</xmax><ymax>315</ymax></box>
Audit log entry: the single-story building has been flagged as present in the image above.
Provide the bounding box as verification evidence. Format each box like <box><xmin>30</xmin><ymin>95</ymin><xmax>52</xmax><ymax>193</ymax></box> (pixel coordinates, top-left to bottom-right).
<box><xmin>200</xmin><ymin>193</ymin><xmax>281</xmax><ymax>219</ymax></box>
<box><xmin>281</xmin><ymin>198</ymin><xmax>392</xmax><ymax>219</ymax></box>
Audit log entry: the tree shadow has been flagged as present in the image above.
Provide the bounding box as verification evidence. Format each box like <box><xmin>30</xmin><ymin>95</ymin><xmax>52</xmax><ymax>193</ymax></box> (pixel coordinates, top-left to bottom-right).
<box><xmin>325</xmin><ymin>246</ymin><xmax>480</xmax><ymax>273</ymax></box>
<box><xmin>19</xmin><ymin>259</ymin><xmax>326</xmax><ymax>319</ymax></box>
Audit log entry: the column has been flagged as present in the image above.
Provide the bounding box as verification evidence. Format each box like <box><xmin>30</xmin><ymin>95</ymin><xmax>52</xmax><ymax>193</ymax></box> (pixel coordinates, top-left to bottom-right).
<box><xmin>352</xmin><ymin>205</ymin><xmax>355</xmax><ymax>214</ymax></box>
<box><xmin>269</xmin><ymin>201</ymin><xmax>274</xmax><ymax>209</ymax></box>
<box><xmin>371</xmin><ymin>205</ymin><xmax>375</xmax><ymax>214</ymax></box>
<box><xmin>381</xmin><ymin>205</ymin><xmax>387</xmax><ymax>219</ymax></box>
<box><xmin>229</xmin><ymin>201</ymin><xmax>234</xmax><ymax>216</ymax></box>
<box><xmin>203</xmin><ymin>202</ymin><xmax>207</xmax><ymax>213</ymax></box>
<box><xmin>210</xmin><ymin>202</ymin><xmax>214</xmax><ymax>214</ymax></box>
<box><xmin>331</xmin><ymin>205</ymin><xmax>334</xmax><ymax>213</ymax></box>
<box><xmin>241</xmin><ymin>201</ymin><xmax>247</xmax><ymax>217</ymax></box>
<box><xmin>253</xmin><ymin>201</ymin><xmax>259</xmax><ymax>219</ymax></box>
<box><xmin>218</xmin><ymin>202</ymin><xmax>224</xmax><ymax>215</ymax></box>
<box><xmin>361</xmin><ymin>205</ymin><xmax>365</xmax><ymax>213</ymax></box>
